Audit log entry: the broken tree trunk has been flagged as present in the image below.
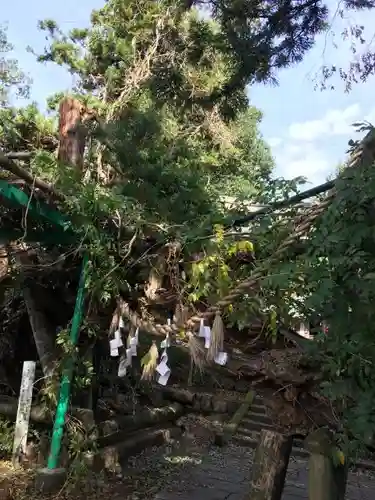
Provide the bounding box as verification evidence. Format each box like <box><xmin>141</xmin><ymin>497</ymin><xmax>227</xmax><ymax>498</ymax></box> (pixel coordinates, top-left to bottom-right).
<box><xmin>57</xmin><ymin>97</ymin><xmax>92</xmax><ymax>171</ymax></box>
<box><xmin>245</xmin><ymin>429</ymin><xmax>293</xmax><ymax>500</ymax></box>
<box><xmin>98</xmin><ymin>402</ymin><xmax>184</xmax><ymax>447</ymax></box>
<box><xmin>305</xmin><ymin>428</ymin><xmax>348</xmax><ymax>500</ymax></box>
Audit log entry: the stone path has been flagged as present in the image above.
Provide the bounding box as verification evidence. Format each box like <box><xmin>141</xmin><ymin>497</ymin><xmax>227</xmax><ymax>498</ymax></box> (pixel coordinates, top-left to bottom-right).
<box><xmin>121</xmin><ymin>404</ymin><xmax>375</xmax><ymax>500</ymax></box>
<box><xmin>150</xmin><ymin>443</ymin><xmax>375</xmax><ymax>500</ymax></box>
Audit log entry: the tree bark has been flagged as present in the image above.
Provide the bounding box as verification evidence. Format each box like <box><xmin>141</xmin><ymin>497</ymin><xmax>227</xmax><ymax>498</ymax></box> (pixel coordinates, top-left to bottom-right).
<box><xmin>246</xmin><ymin>429</ymin><xmax>293</xmax><ymax>500</ymax></box>
<box><xmin>57</xmin><ymin>97</ymin><xmax>91</xmax><ymax>172</ymax></box>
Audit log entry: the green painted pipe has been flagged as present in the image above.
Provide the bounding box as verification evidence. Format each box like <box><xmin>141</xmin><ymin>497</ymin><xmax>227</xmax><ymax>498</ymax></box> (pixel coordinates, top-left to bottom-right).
<box><xmin>47</xmin><ymin>253</ymin><xmax>89</xmax><ymax>469</ymax></box>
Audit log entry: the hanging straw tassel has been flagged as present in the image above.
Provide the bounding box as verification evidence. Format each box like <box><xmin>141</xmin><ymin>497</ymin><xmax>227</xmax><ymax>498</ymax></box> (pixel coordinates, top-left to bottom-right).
<box><xmin>207</xmin><ymin>311</ymin><xmax>224</xmax><ymax>361</ymax></box>
<box><xmin>141</xmin><ymin>341</ymin><xmax>159</xmax><ymax>381</ymax></box>
<box><xmin>187</xmin><ymin>332</ymin><xmax>206</xmax><ymax>372</ymax></box>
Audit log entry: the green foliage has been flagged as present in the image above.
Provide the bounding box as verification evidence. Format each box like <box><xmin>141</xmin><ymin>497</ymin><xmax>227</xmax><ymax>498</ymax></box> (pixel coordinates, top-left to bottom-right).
<box><xmin>185</xmin><ymin>224</ymin><xmax>267</xmax><ymax>330</ymax></box>
<box><xmin>0</xmin><ymin>25</ymin><xmax>30</xmax><ymax>105</ymax></box>
<box><xmin>318</xmin><ymin>1</ymin><xmax>375</xmax><ymax>91</ymax></box>
<box><xmin>304</xmin><ymin>154</ymin><xmax>375</xmax><ymax>452</ymax></box>
<box><xmin>188</xmin><ymin>225</ymin><xmax>234</xmax><ymax>303</ymax></box>
<box><xmin>259</xmin><ymin>125</ymin><xmax>375</xmax><ymax>455</ymax></box>
<box><xmin>0</xmin><ymin>417</ymin><xmax>13</xmax><ymax>458</ymax></box>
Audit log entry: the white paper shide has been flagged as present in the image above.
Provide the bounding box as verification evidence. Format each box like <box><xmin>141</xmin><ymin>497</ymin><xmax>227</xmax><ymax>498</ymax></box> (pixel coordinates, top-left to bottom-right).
<box><xmin>199</xmin><ymin>318</ymin><xmax>205</xmax><ymax>337</ymax></box>
<box><xmin>203</xmin><ymin>326</ymin><xmax>211</xmax><ymax>348</ymax></box>
<box><xmin>156</xmin><ymin>349</ymin><xmax>171</xmax><ymax>386</ymax></box>
<box><xmin>110</xmin><ymin>329</ymin><xmax>123</xmax><ymax>357</ymax></box>
<box><xmin>214</xmin><ymin>351</ymin><xmax>228</xmax><ymax>366</ymax></box>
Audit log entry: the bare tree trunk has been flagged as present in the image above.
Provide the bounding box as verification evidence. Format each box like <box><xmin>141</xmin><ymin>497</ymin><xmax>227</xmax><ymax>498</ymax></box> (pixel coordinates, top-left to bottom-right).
<box><xmin>22</xmin><ymin>284</ymin><xmax>56</xmax><ymax>378</ymax></box>
<box><xmin>245</xmin><ymin>429</ymin><xmax>293</xmax><ymax>500</ymax></box>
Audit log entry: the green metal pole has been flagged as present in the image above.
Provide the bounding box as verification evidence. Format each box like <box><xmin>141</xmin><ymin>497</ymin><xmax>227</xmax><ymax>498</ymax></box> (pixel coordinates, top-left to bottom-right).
<box><xmin>47</xmin><ymin>253</ymin><xmax>89</xmax><ymax>469</ymax></box>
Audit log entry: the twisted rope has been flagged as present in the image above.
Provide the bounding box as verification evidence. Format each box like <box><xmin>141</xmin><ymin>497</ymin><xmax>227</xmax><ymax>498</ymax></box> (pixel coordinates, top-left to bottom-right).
<box><xmin>121</xmin><ymin>128</ymin><xmax>375</xmax><ymax>339</ymax></box>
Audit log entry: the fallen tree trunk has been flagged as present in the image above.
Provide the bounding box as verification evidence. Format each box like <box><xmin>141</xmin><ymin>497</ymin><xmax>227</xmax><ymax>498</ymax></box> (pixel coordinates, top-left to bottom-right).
<box><xmin>0</xmin><ymin>396</ymin><xmax>50</xmax><ymax>424</ymax></box>
<box><xmin>98</xmin><ymin>403</ymin><xmax>184</xmax><ymax>447</ymax></box>
<box><xmin>100</xmin><ymin>424</ymin><xmax>181</xmax><ymax>475</ymax></box>
<box><xmin>153</xmin><ymin>385</ymin><xmax>241</xmax><ymax>414</ymax></box>
<box><xmin>0</xmin><ymin>397</ymin><xmax>96</xmax><ymax>431</ymax></box>
<box><xmin>246</xmin><ymin>429</ymin><xmax>293</xmax><ymax>500</ymax></box>
<box><xmin>155</xmin><ymin>386</ymin><xmax>196</xmax><ymax>405</ymax></box>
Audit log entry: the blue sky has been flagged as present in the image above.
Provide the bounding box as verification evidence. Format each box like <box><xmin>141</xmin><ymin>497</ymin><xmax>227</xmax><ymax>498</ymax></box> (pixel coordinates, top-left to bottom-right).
<box><xmin>3</xmin><ymin>0</ymin><xmax>375</xmax><ymax>187</ymax></box>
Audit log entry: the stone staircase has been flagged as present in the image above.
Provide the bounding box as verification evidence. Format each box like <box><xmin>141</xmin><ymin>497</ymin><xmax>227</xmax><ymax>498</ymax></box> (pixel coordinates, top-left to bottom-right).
<box><xmin>231</xmin><ymin>393</ymin><xmax>308</xmax><ymax>459</ymax></box>
<box><xmin>231</xmin><ymin>394</ymin><xmax>375</xmax><ymax>471</ymax></box>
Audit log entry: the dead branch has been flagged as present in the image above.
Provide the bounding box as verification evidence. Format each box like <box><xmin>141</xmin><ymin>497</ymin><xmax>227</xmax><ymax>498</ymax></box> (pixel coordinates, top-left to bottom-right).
<box><xmin>106</xmin><ymin>13</ymin><xmax>170</xmax><ymax>122</ymax></box>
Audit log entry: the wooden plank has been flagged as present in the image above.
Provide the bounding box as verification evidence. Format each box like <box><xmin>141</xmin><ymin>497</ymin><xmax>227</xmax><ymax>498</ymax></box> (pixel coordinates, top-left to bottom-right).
<box><xmin>12</xmin><ymin>360</ymin><xmax>36</xmax><ymax>468</ymax></box>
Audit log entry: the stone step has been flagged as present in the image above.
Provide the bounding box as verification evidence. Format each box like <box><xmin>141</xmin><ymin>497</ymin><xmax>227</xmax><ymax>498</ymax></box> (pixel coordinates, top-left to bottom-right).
<box><xmin>236</xmin><ymin>428</ymin><xmax>304</xmax><ymax>449</ymax></box>
<box><xmin>242</xmin><ymin>412</ymin><xmax>273</xmax><ymax>426</ymax></box>
<box><xmin>232</xmin><ymin>433</ymin><xmax>309</xmax><ymax>460</ymax></box>
<box><xmin>238</xmin><ymin>420</ymin><xmax>273</xmax><ymax>433</ymax></box>
<box><xmin>247</xmin><ymin>403</ymin><xmax>267</xmax><ymax>415</ymax></box>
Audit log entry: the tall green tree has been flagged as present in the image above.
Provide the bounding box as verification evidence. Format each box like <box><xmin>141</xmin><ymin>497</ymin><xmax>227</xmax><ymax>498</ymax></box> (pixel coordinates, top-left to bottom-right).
<box><xmin>30</xmin><ymin>1</ymin><xmax>280</xmax><ymax>231</ymax></box>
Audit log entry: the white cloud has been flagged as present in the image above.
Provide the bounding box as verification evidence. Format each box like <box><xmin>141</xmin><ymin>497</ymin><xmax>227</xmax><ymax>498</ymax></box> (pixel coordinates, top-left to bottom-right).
<box><xmin>275</xmin><ymin>142</ymin><xmax>331</xmax><ymax>185</ymax></box>
<box><xmin>268</xmin><ymin>137</ymin><xmax>282</xmax><ymax>148</ymax></box>
<box><xmin>288</xmin><ymin>104</ymin><xmax>361</xmax><ymax>142</ymax></box>
<box><xmin>267</xmin><ymin>102</ymin><xmax>375</xmax><ymax>186</ymax></box>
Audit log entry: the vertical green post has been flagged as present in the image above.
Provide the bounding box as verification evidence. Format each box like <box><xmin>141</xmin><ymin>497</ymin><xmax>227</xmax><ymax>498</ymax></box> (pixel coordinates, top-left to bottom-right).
<box><xmin>47</xmin><ymin>253</ymin><xmax>89</xmax><ymax>469</ymax></box>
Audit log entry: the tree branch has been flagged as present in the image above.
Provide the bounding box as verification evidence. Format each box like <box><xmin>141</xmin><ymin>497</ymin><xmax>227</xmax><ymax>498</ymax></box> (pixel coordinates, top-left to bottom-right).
<box><xmin>0</xmin><ymin>151</ymin><xmax>65</xmax><ymax>201</ymax></box>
